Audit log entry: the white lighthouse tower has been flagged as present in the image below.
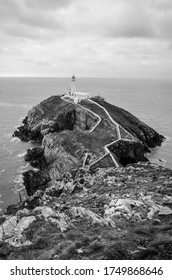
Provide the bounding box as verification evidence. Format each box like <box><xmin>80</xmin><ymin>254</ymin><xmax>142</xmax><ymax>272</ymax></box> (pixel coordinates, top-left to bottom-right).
<box><xmin>70</xmin><ymin>74</ymin><xmax>76</xmax><ymax>96</ymax></box>
<box><xmin>65</xmin><ymin>74</ymin><xmax>91</xmax><ymax>103</ymax></box>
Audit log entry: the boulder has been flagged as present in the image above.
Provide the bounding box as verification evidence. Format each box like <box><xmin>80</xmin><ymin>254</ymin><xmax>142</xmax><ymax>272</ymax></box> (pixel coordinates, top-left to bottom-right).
<box><xmin>23</xmin><ymin>170</ymin><xmax>51</xmax><ymax>196</ymax></box>
<box><xmin>24</xmin><ymin>147</ymin><xmax>47</xmax><ymax>169</ymax></box>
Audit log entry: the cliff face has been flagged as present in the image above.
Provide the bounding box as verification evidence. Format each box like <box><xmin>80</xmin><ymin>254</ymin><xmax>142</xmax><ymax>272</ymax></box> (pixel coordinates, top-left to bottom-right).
<box><xmin>13</xmin><ymin>95</ymin><xmax>165</xmax><ymax>195</ymax></box>
<box><xmin>91</xmin><ymin>97</ymin><xmax>163</xmax><ymax>148</ymax></box>
<box><xmin>1</xmin><ymin>94</ymin><xmax>170</xmax><ymax>261</ymax></box>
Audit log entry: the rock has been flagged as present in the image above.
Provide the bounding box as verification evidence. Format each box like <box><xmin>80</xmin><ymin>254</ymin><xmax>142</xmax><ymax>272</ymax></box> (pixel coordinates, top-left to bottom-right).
<box><xmin>92</xmin><ymin>97</ymin><xmax>165</xmax><ymax>148</ymax></box>
<box><xmin>44</xmin><ymin>185</ymin><xmax>63</xmax><ymax>197</ymax></box>
<box><xmin>158</xmin><ymin>206</ymin><xmax>172</xmax><ymax>216</ymax></box>
<box><xmin>14</xmin><ymin>216</ymin><xmax>36</xmax><ymax>237</ymax></box>
<box><xmin>4</xmin><ymin>237</ymin><xmax>32</xmax><ymax>247</ymax></box>
<box><xmin>23</xmin><ymin>170</ymin><xmax>51</xmax><ymax>196</ymax></box>
<box><xmin>33</xmin><ymin>206</ymin><xmax>70</xmax><ymax>232</ymax></box>
<box><xmin>1</xmin><ymin>216</ymin><xmax>18</xmax><ymax>239</ymax></box>
<box><xmin>77</xmin><ymin>248</ymin><xmax>83</xmax><ymax>254</ymax></box>
<box><xmin>16</xmin><ymin>208</ymin><xmax>30</xmax><ymax>218</ymax></box>
<box><xmin>0</xmin><ymin>217</ymin><xmax>6</xmax><ymax>225</ymax></box>
<box><xmin>71</xmin><ymin>206</ymin><xmax>111</xmax><ymax>226</ymax></box>
<box><xmin>147</xmin><ymin>204</ymin><xmax>160</xmax><ymax>219</ymax></box>
<box><xmin>13</xmin><ymin>95</ymin><xmax>164</xmax><ymax>183</ymax></box>
<box><xmin>33</xmin><ymin>206</ymin><xmax>56</xmax><ymax>219</ymax></box>
<box><xmin>152</xmin><ymin>219</ymin><xmax>161</xmax><ymax>225</ymax></box>
<box><xmin>25</xmin><ymin>147</ymin><xmax>47</xmax><ymax>169</ymax></box>
<box><xmin>0</xmin><ymin>214</ymin><xmax>36</xmax><ymax>246</ymax></box>
<box><xmin>109</xmin><ymin>140</ymin><xmax>148</xmax><ymax>166</ymax></box>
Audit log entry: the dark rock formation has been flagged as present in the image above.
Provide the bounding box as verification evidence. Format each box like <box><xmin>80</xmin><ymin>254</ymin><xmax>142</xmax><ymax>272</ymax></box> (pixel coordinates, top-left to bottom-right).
<box><xmin>13</xmin><ymin>116</ymin><xmax>43</xmax><ymax>143</ymax></box>
<box><xmin>23</xmin><ymin>170</ymin><xmax>51</xmax><ymax>196</ymax></box>
<box><xmin>25</xmin><ymin>147</ymin><xmax>47</xmax><ymax>169</ymax></box>
<box><xmin>109</xmin><ymin>140</ymin><xmax>149</xmax><ymax>166</ymax></box>
<box><xmin>13</xmin><ymin>94</ymin><xmax>165</xmax><ymax>197</ymax></box>
<box><xmin>13</xmin><ymin>95</ymin><xmax>97</xmax><ymax>142</ymax></box>
<box><xmin>92</xmin><ymin>97</ymin><xmax>165</xmax><ymax>148</ymax></box>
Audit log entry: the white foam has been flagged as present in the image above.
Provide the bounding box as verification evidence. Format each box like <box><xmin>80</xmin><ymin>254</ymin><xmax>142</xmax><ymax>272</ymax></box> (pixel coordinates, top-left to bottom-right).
<box><xmin>13</xmin><ymin>184</ymin><xmax>25</xmax><ymax>194</ymax></box>
<box><xmin>149</xmin><ymin>158</ymin><xmax>166</xmax><ymax>167</ymax></box>
<box><xmin>21</xmin><ymin>104</ymin><xmax>32</xmax><ymax>109</ymax></box>
<box><xmin>161</xmin><ymin>136</ymin><xmax>170</xmax><ymax>147</ymax></box>
<box><xmin>17</xmin><ymin>163</ymin><xmax>30</xmax><ymax>173</ymax></box>
<box><xmin>17</xmin><ymin>151</ymin><xmax>27</xmax><ymax>158</ymax></box>
<box><xmin>10</xmin><ymin>137</ymin><xmax>20</xmax><ymax>143</ymax></box>
<box><xmin>1</xmin><ymin>169</ymin><xmax>5</xmax><ymax>173</ymax></box>
<box><xmin>13</xmin><ymin>174</ymin><xmax>24</xmax><ymax>185</ymax></box>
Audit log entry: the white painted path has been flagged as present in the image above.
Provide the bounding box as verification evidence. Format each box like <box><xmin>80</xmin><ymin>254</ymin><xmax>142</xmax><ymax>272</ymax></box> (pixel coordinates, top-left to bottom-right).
<box><xmin>61</xmin><ymin>96</ymin><xmax>135</xmax><ymax>169</ymax></box>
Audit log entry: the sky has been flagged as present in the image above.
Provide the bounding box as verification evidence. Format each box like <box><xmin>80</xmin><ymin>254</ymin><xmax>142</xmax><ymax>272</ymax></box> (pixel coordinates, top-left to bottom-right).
<box><xmin>0</xmin><ymin>0</ymin><xmax>172</xmax><ymax>78</ymax></box>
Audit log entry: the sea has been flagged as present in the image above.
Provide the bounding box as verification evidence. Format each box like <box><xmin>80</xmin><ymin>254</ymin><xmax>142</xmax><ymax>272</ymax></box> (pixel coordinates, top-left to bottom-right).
<box><xmin>0</xmin><ymin>77</ymin><xmax>172</xmax><ymax>212</ymax></box>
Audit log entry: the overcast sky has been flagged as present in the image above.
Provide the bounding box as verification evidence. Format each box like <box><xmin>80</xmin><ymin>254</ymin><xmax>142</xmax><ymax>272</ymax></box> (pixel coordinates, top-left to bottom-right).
<box><xmin>0</xmin><ymin>0</ymin><xmax>172</xmax><ymax>78</ymax></box>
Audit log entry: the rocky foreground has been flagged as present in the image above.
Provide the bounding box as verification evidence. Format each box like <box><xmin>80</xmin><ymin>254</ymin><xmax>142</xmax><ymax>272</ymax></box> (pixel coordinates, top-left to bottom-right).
<box><xmin>0</xmin><ymin>162</ymin><xmax>172</xmax><ymax>260</ymax></box>
<box><xmin>1</xmin><ymin>95</ymin><xmax>171</xmax><ymax>260</ymax></box>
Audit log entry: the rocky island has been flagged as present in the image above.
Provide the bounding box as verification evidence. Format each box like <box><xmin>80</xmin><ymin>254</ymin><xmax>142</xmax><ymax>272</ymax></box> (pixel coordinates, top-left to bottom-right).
<box><xmin>1</xmin><ymin>95</ymin><xmax>172</xmax><ymax>260</ymax></box>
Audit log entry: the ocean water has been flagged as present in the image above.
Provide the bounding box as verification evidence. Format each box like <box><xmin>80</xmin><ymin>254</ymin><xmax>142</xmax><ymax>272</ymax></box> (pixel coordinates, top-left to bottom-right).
<box><xmin>0</xmin><ymin>77</ymin><xmax>172</xmax><ymax>211</ymax></box>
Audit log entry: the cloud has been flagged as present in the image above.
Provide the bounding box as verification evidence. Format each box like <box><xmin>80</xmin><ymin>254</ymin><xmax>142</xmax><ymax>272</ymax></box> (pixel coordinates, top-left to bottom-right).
<box><xmin>98</xmin><ymin>0</ymin><xmax>155</xmax><ymax>38</ymax></box>
<box><xmin>23</xmin><ymin>0</ymin><xmax>74</xmax><ymax>10</ymax></box>
<box><xmin>0</xmin><ymin>0</ymin><xmax>172</xmax><ymax>78</ymax></box>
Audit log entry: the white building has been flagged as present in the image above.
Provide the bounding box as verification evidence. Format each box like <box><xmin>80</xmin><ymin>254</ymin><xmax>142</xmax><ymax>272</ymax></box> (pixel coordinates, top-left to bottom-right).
<box><xmin>68</xmin><ymin>75</ymin><xmax>91</xmax><ymax>103</ymax></box>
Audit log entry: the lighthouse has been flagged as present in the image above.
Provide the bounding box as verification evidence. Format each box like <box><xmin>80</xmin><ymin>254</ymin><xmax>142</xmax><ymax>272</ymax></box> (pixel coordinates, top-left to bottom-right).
<box><xmin>65</xmin><ymin>75</ymin><xmax>91</xmax><ymax>103</ymax></box>
<box><xmin>70</xmin><ymin>74</ymin><xmax>76</xmax><ymax>96</ymax></box>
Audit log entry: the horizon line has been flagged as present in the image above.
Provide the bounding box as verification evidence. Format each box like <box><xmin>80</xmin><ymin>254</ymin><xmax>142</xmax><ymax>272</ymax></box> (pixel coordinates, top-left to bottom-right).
<box><xmin>0</xmin><ymin>76</ymin><xmax>171</xmax><ymax>80</ymax></box>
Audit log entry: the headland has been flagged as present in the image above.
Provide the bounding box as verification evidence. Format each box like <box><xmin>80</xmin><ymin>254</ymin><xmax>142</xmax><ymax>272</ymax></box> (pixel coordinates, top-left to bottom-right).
<box><xmin>0</xmin><ymin>94</ymin><xmax>172</xmax><ymax>260</ymax></box>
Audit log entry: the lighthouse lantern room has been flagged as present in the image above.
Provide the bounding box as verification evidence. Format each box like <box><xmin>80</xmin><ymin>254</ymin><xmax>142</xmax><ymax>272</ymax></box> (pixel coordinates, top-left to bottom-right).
<box><xmin>71</xmin><ymin>74</ymin><xmax>76</xmax><ymax>95</ymax></box>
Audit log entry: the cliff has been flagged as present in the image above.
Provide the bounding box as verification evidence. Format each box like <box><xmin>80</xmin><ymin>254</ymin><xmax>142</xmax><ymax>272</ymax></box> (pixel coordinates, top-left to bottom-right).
<box><xmin>13</xmin><ymin>95</ymin><xmax>164</xmax><ymax>195</ymax></box>
<box><xmin>0</xmin><ymin>94</ymin><xmax>170</xmax><ymax>260</ymax></box>
<box><xmin>0</xmin><ymin>162</ymin><xmax>172</xmax><ymax>260</ymax></box>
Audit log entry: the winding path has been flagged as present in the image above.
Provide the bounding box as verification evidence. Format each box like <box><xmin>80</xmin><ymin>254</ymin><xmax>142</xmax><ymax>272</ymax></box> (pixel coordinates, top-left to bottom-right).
<box><xmin>62</xmin><ymin>96</ymin><xmax>135</xmax><ymax>169</ymax></box>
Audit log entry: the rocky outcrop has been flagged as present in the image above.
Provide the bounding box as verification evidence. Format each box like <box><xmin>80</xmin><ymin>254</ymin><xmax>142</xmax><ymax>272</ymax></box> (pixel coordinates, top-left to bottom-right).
<box><xmin>25</xmin><ymin>147</ymin><xmax>47</xmax><ymax>169</ymax></box>
<box><xmin>92</xmin><ymin>97</ymin><xmax>165</xmax><ymax>148</ymax></box>
<box><xmin>109</xmin><ymin>140</ymin><xmax>149</xmax><ymax>166</ymax></box>
<box><xmin>23</xmin><ymin>170</ymin><xmax>51</xmax><ymax>196</ymax></box>
<box><xmin>1</xmin><ymin>162</ymin><xmax>172</xmax><ymax>259</ymax></box>
<box><xmin>13</xmin><ymin>95</ymin><xmax>165</xmax><ymax>197</ymax></box>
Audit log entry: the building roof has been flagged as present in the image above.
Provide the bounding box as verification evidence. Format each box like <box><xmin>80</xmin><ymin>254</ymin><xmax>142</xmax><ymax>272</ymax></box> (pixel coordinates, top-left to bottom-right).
<box><xmin>74</xmin><ymin>92</ymin><xmax>89</xmax><ymax>96</ymax></box>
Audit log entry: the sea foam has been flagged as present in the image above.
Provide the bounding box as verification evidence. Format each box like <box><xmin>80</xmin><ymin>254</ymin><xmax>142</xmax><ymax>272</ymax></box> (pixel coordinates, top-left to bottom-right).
<box><xmin>17</xmin><ymin>151</ymin><xmax>27</xmax><ymax>158</ymax></box>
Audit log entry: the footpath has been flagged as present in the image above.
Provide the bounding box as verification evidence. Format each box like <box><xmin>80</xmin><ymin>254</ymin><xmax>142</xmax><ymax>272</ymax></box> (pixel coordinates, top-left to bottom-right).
<box><xmin>62</xmin><ymin>96</ymin><xmax>135</xmax><ymax>168</ymax></box>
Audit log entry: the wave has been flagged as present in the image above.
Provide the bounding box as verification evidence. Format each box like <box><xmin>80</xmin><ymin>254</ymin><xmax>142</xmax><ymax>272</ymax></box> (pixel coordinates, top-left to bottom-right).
<box><xmin>161</xmin><ymin>135</ymin><xmax>171</xmax><ymax>147</ymax></box>
<box><xmin>10</xmin><ymin>137</ymin><xmax>20</xmax><ymax>143</ymax></box>
<box><xmin>12</xmin><ymin>184</ymin><xmax>25</xmax><ymax>194</ymax></box>
<box><xmin>17</xmin><ymin>151</ymin><xmax>27</xmax><ymax>158</ymax></box>
<box><xmin>149</xmin><ymin>158</ymin><xmax>166</xmax><ymax>167</ymax></box>
<box><xmin>17</xmin><ymin>163</ymin><xmax>30</xmax><ymax>173</ymax></box>
<box><xmin>13</xmin><ymin>174</ymin><xmax>24</xmax><ymax>186</ymax></box>
<box><xmin>1</xmin><ymin>169</ymin><xmax>5</xmax><ymax>173</ymax></box>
